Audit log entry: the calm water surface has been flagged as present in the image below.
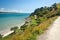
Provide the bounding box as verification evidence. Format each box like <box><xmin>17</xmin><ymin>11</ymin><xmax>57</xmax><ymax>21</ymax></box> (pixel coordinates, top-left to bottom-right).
<box><xmin>0</xmin><ymin>13</ymin><xmax>30</xmax><ymax>32</ymax></box>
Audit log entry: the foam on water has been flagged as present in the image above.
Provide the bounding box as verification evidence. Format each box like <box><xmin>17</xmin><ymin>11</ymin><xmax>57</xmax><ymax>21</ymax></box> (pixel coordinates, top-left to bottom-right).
<box><xmin>0</xmin><ymin>13</ymin><xmax>30</xmax><ymax>33</ymax></box>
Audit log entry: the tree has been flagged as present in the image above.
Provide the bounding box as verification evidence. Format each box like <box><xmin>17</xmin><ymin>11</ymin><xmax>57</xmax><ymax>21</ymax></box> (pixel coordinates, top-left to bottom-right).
<box><xmin>48</xmin><ymin>7</ymin><xmax>53</xmax><ymax>11</ymax></box>
<box><xmin>10</xmin><ymin>26</ymin><xmax>18</xmax><ymax>33</ymax></box>
<box><xmin>40</xmin><ymin>7</ymin><xmax>44</xmax><ymax>11</ymax></box>
<box><xmin>0</xmin><ymin>34</ymin><xmax>2</xmax><ymax>38</ymax></box>
<box><xmin>11</xmin><ymin>26</ymin><xmax>18</xmax><ymax>30</ymax></box>
<box><xmin>20</xmin><ymin>24</ymin><xmax>27</xmax><ymax>31</ymax></box>
<box><xmin>52</xmin><ymin>3</ymin><xmax>57</xmax><ymax>10</ymax></box>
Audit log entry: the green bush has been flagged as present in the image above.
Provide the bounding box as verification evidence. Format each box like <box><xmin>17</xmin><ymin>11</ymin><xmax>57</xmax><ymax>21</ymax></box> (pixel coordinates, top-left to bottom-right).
<box><xmin>0</xmin><ymin>34</ymin><xmax>2</xmax><ymax>38</ymax></box>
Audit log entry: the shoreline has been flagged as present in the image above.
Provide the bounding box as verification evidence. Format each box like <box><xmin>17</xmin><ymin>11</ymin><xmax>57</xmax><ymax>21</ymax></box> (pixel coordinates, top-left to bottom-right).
<box><xmin>18</xmin><ymin>22</ymin><xmax>25</xmax><ymax>29</ymax></box>
<box><xmin>2</xmin><ymin>30</ymin><xmax>14</xmax><ymax>37</ymax></box>
<box><xmin>0</xmin><ymin>22</ymin><xmax>25</xmax><ymax>37</ymax></box>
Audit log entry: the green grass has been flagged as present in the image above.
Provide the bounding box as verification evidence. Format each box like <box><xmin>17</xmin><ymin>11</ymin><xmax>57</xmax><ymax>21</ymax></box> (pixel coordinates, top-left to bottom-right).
<box><xmin>0</xmin><ymin>16</ymin><xmax>57</xmax><ymax>40</ymax></box>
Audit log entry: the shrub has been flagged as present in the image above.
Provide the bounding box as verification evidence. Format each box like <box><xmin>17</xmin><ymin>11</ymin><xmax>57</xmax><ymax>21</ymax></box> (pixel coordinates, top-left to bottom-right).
<box><xmin>0</xmin><ymin>34</ymin><xmax>2</xmax><ymax>38</ymax></box>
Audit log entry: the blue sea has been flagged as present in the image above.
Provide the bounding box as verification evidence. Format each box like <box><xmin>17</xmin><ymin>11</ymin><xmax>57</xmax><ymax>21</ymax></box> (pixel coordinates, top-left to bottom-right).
<box><xmin>0</xmin><ymin>13</ymin><xmax>30</xmax><ymax>32</ymax></box>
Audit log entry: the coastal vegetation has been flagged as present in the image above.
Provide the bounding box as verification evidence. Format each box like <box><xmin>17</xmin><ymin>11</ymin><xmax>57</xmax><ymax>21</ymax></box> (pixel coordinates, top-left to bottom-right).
<box><xmin>10</xmin><ymin>26</ymin><xmax>18</xmax><ymax>34</ymax></box>
<box><xmin>0</xmin><ymin>34</ymin><xmax>2</xmax><ymax>38</ymax></box>
<box><xmin>0</xmin><ymin>3</ymin><xmax>60</xmax><ymax>40</ymax></box>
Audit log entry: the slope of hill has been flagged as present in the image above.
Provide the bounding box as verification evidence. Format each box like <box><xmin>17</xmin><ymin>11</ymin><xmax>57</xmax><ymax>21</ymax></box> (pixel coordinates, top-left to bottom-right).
<box><xmin>0</xmin><ymin>3</ymin><xmax>60</xmax><ymax>40</ymax></box>
<box><xmin>37</xmin><ymin>16</ymin><xmax>60</xmax><ymax>40</ymax></box>
<box><xmin>57</xmin><ymin>3</ymin><xmax>60</xmax><ymax>9</ymax></box>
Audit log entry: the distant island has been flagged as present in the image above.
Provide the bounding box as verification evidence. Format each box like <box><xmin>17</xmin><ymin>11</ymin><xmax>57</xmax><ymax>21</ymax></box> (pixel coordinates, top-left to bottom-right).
<box><xmin>0</xmin><ymin>3</ymin><xmax>60</xmax><ymax>40</ymax></box>
<box><xmin>0</xmin><ymin>12</ymin><xmax>19</xmax><ymax>13</ymax></box>
<box><xmin>0</xmin><ymin>12</ymin><xmax>3</xmax><ymax>13</ymax></box>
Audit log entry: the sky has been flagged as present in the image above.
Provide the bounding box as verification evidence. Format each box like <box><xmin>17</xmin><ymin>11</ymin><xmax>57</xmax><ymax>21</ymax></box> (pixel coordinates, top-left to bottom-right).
<box><xmin>0</xmin><ymin>0</ymin><xmax>60</xmax><ymax>13</ymax></box>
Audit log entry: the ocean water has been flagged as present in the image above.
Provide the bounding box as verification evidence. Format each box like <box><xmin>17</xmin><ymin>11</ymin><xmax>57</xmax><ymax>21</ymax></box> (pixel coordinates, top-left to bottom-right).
<box><xmin>0</xmin><ymin>13</ymin><xmax>30</xmax><ymax>32</ymax></box>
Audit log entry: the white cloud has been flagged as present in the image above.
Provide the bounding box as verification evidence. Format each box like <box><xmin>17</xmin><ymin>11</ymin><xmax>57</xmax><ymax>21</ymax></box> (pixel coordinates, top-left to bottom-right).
<box><xmin>6</xmin><ymin>10</ymin><xmax>23</xmax><ymax>13</ymax></box>
<box><xmin>0</xmin><ymin>8</ymin><xmax>24</xmax><ymax>13</ymax></box>
<box><xmin>0</xmin><ymin>8</ymin><xmax>31</xmax><ymax>13</ymax></box>
<box><xmin>0</xmin><ymin>8</ymin><xmax>5</xmax><ymax>12</ymax></box>
<box><xmin>1</xmin><ymin>8</ymin><xmax>5</xmax><ymax>10</ymax></box>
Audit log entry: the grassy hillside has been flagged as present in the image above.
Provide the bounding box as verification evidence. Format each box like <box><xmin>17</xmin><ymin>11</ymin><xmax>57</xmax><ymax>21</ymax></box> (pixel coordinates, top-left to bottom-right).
<box><xmin>0</xmin><ymin>3</ymin><xmax>60</xmax><ymax>40</ymax></box>
<box><xmin>1</xmin><ymin>16</ymin><xmax>57</xmax><ymax>40</ymax></box>
<box><xmin>57</xmin><ymin>3</ymin><xmax>60</xmax><ymax>9</ymax></box>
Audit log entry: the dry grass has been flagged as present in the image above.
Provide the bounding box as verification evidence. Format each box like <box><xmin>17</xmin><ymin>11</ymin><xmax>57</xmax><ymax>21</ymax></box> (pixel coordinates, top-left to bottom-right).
<box><xmin>2</xmin><ymin>16</ymin><xmax>57</xmax><ymax>40</ymax></box>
